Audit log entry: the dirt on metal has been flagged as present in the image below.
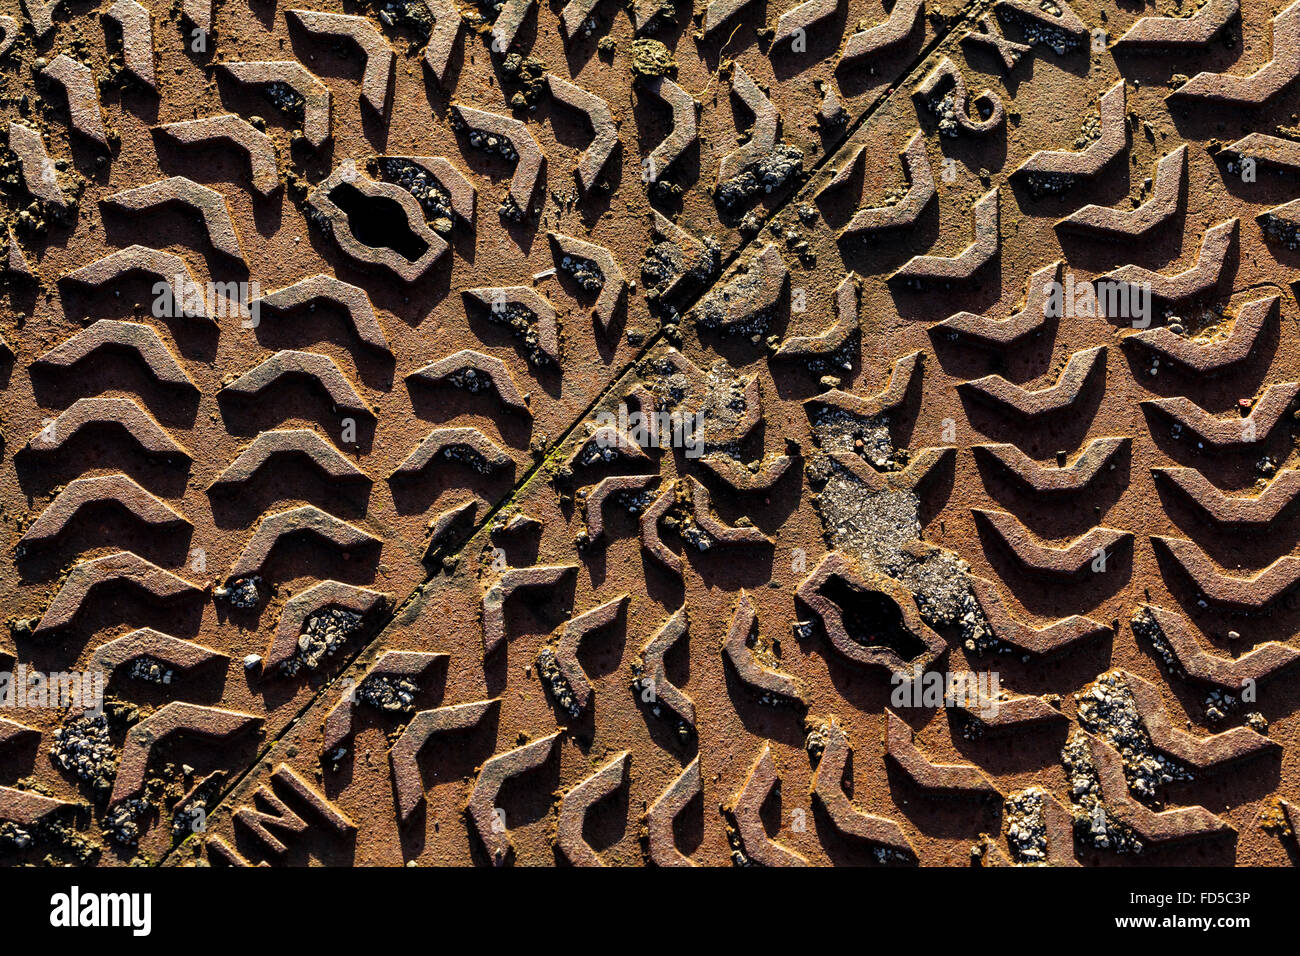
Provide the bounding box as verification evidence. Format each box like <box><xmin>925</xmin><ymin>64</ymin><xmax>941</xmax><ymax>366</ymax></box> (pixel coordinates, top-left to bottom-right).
<box><xmin>0</xmin><ymin>0</ymin><xmax>1297</xmax><ymax>868</ymax></box>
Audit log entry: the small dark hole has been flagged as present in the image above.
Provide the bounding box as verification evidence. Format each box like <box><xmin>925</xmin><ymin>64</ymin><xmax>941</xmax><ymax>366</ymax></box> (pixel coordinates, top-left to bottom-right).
<box><xmin>329</xmin><ymin>183</ymin><xmax>429</xmax><ymax>262</ymax></box>
<box><xmin>818</xmin><ymin>577</ymin><xmax>927</xmax><ymax>661</ymax></box>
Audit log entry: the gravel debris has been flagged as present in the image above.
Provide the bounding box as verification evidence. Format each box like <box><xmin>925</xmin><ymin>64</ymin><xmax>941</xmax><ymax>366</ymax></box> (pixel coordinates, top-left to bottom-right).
<box><xmin>630</xmin><ymin>39</ymin><xmax>677</xmax><ymax>77</ymax></box>
<box><xmin>630</xmin><ymin>658</ymin><xmax>692</xmax><ymax>742</ymax></box>
<box><xmin>127</xmin><ymin>656</ymin><xmax>174</xmax><ymax>686</ymax></box>
<box><xmin>265</xmin><ymin>81</ymin><xmax>305</xmax><ymax>119</ymax></box>
<box><xmin>501</xmin><ymin>53</ymin><xmax>547</xmax><ymax>108</ymax></box>
<box><xmin>448</xmin><ymin>366</ymin><xmax>491</xmax><ymax>393</ymax></box>
<box><xmin>1259</xmin><ymin>212</ymin><xmax>1300</xmax><ymax>250</ymax></box>
<box><xmin>1130</xmin><ymin>607</ymin><xmax>1183</xmax><ymax>677</ymax></box>
<box><xmin>537</xmin><ymin>646</ymin><xmax>581</xmax><ymax>719</ymax></box>
<box><xmin>376</xmin><ymin>158</ymin><xmax>456</xmax><ymax>234</ymax></box>
<box><xmin>464</xmin><ymin>127</ymin><xmax>518</xmax><ymax>162</ymax></box>
<box><xmin>809</xmin><ymin>408</ymin><xmax>896</xmax><ymax>468</ymax></box>
<box><xmin>695</xmin><ymin>264</ymin><xmax>781</xmax><ymax>337</ymax></box>
<box><xmin>1202</xmin><ymin>686</ymin><xmax>1239</xmax><ymax>725</ymax></box>
<box><xmin>102</xmin><ymin>798</ymin><xmax>146</xmax><ymax>846</ymax></box>
<box><xmin>215</xmin><ymin>575</ymin><xmax>261</xmax><ymax>609</ymax></box>
<box><xmin>997</xmin><ymin>3</ymin><xmax>1081</xmax><ymax>55</ymax></box>
<box><xmin>281</xmin><ymin>607</ymin><xmax>364</xmax><ymax>676</ymax></box>
<box><xmin>715</xmin><ymin>144</ymin><xmax>804</xmax><ymax>213</ymax></box>
<box><xmin>356</xmin><ymin>674</ymin><xmax>419</xmax><ymax>713</ymax></box>
<box><xmin>368</xmin><ymin>0</ymin><xmax>433</xmax><ymax>40</ymax></box>
<box><xmin>1004</xmin><ymin>787</ymin><xmax>1050</xmax><ymax>864</ymax></box>
<box><xmin>0</xmin><ymin>821</ymin><xmax>33</xmax><ymax>850</ymax></box>
<box><xmin>559</xmin><ymin>253</ymin><xmax>604</xmax><ymax>293</ymax></box>
<box><xmin>484</xmin><ymin>302</ymin><xmax>554</xmax><ymax>366</ymax></box>
<box><xmin>1061</xmin><ymin>730</ymin><xmax>1144</xmax><ymax>853</ymax></box>
<box><xmin>50</xmin><ymin>712</ymin><xmax>119</xmax><ymax>797</ymax></box>
<box><xmin>1074</xmin><ymin>670</ymin><xmax>1192</xmax><ymax>801</ymax></box>
<box><xmin>641</xmin><ymin>235</ymin><xmax>720</xmax><ymax>319</ymax></box>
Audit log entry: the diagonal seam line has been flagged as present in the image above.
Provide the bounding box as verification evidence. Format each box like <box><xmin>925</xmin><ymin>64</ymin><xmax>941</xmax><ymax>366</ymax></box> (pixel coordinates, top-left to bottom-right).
<box><xmin>159</xmin><ymin>3</ymin><xmax>984</xmax><ymax>865</ymax></box>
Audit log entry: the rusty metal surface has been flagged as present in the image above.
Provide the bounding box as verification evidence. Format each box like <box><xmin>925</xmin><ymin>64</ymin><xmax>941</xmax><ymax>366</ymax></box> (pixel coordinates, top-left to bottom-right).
<box><xmin>0</xmin><ymin>0</ymin><xmax>1298</xmax><ymax>867</ymax></box>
